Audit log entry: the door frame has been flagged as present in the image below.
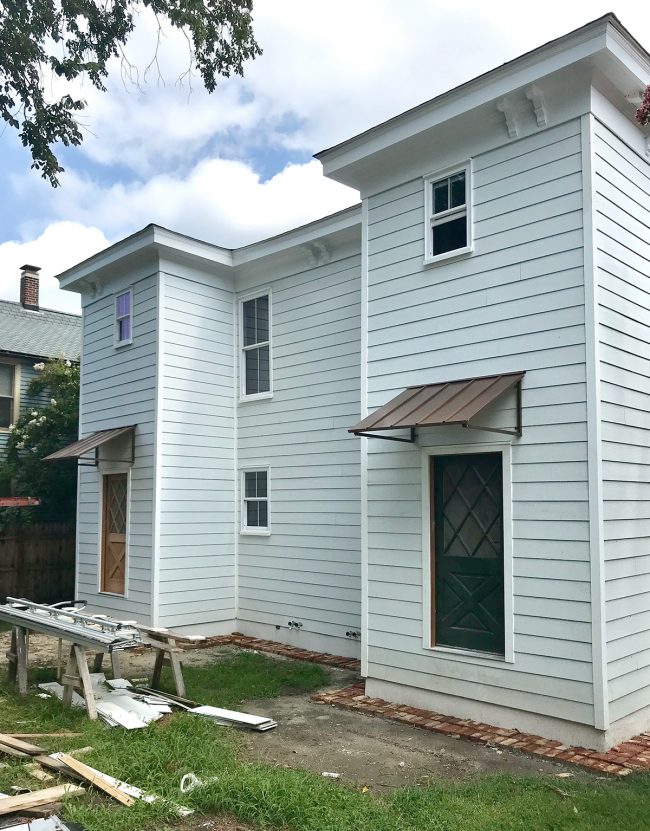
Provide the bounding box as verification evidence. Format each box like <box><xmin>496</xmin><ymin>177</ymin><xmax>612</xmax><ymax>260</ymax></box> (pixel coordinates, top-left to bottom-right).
<box><xmin>421</xmin><ymin>442</ymin><xmax>514</xmax><ymax>663</ymax></box>
<box><xmin>97</xmin><ymin>467</ymin><xmax>131</xmax><ymax>597</ymax></box>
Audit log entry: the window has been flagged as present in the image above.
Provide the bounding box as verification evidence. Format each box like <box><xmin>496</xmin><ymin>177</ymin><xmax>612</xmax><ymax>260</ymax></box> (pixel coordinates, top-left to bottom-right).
<box><xmin>424</xmin><ymin>164</ymin><xmax>472</xmax><ymax>262</ymax></box>
<box><xmin>0</xmin><ymin>363</ymin><xmax>15</xmax><ymax>428</ymax></box>
<box><xmin>241</xmin><ymin>469</ymin><xmax>270</xmax><ymax>533</ymax></box>
<box><xmin>115</xmin><ymin>289</ymin><xmax>132</xmax><ymax>346</ymax></box>
<box><xmin>241</xmin><ymin>293</ymin><xmax>271</xmax><ymax>397</ymax></box>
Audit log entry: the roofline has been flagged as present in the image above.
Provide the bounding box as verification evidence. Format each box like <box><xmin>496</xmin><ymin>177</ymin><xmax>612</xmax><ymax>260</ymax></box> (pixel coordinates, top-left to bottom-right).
<box><xmin>315</xmin><ymin>13</ymin><xmax>647</xmax><ymax>168</ymax></box>
<box><xmin>0</xmin><ymin>298</ymin><xmax>80</xmax><ymax>319</ymax></box>
<box><xmin>0</xmin><ymin>348</ymin><xmax>79</xmax><ymax>362</ymax></box>
<box><xmin>56</xmin><ymin>205</ymin><xmax>361</xmax><ymax>290</ymax></box>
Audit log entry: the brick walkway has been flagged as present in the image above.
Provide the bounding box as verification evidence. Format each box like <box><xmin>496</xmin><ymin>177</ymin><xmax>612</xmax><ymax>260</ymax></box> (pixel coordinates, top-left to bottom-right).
<box><xmin>175</xmin><ymin>630</ymin><xmax>361</xmax><ymax>671</ymax></box>
<box><xmin>312</xmin><ymin>682</ymin><xmax>650</xmax><ymax>776</ymax></box>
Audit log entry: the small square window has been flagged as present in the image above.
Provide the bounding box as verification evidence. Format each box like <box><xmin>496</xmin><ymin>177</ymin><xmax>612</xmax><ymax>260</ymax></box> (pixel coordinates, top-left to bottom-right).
<box><xmin>241</xmin><ymin>469</ymin><xmax>270</xmax><ymax>533</ymax></box>
<box><xmin>115</xmin><ymin>290</ymin><xmax>133</xmax><ymax>346</ymax></box>
<box><xmin>424</xmin><ymin>164</ymin><xmax>472</xmax><ymax>263</ymax></box>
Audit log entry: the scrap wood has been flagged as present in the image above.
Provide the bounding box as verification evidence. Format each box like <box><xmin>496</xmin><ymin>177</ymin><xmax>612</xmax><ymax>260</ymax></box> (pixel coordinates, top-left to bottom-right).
<box><xmin>0</xmin><ymin>784</ymin><xmax>84</xmax><ymax>816</ymax></box>
<box><xmin>24</xmin><ymin>763</ymin><xmax>55</xmax><ymax>782</ymax></box>
<box><xmin>0</xmin><ymin>793</ymin><xmax>63</xmax><ymax>820</ymax></box>
<box><xmin>0</xmin><ymin>743</ymin><xmax>30</xmax><ymax>759</ymax></box>
<box><xmin>57</xmin><ymin>754</ymin><xmax>135</xmax><ymax>806</ymax></box>
<box><xmin>8</xmin><ymin>733</ymin><xmax>82</xmax><ymax>740</ymax></box>
<box><xmin>34</xmin><ymin>755</ymin><xmax>84</xmax><ymax>782</ymax></box>
<box><xmin>0</xmin><ymin>733</ymin><xmax>45</xmax><ymax>755</ymax></box>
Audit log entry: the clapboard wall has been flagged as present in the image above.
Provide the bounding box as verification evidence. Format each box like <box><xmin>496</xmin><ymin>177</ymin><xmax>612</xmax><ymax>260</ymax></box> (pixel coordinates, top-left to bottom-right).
<box><xmin>77</xmin><ymin>273</ymin><xmax>158</xmax><ymax>621</ymax></box>
<box><xmin>594</xmin><ymin>119</ymin><xmax>650</xmax><ymax>725</ymax></box>
<box><xmin>236</xmin><ymin>247</ymin><xmax>362</xmax><ymax>657</ymax></box>
<box><xmin>156</xmin><ymin>266</ymin><xmax>236</xmax><ymax>629</ymax></box>
<box><xmin>364</xmin><ymin>118</ymin><xmax>595</xmax><ymax>726</ymax></box>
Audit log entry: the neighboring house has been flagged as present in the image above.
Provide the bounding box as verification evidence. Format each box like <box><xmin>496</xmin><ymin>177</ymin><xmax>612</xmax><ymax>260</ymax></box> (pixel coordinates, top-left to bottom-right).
<box><xmin>52</xmin><ymin>14</ymin><xmax>650</xmax><ymax>752</ymax></box>
<box><xmin>0</xmin><ymin>266</ymin><xmax>81</xmax><ymax>460</ymax></box>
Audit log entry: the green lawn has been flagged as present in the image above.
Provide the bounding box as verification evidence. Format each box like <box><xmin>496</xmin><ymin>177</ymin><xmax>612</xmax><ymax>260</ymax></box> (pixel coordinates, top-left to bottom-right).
<box><xmin>0</xmin><ymin>651</ymin><xmax>648</xmax><ymax>831</ymax></box>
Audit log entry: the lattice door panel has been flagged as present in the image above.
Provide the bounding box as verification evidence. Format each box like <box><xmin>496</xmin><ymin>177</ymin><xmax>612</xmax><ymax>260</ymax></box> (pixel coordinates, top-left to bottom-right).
<box><xmin>432</xmin><ymin>453</ymin><xmax>505</xmax><ymax>654</ymax></box>
<box><xmin>101</xmin><ymin>473</ymin><xmax>127</xmax><ymax>594</ymax></box>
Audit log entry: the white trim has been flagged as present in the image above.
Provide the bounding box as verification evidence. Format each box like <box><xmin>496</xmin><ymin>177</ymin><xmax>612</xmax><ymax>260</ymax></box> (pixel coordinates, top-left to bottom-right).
<box><xmin>151</xmin><ymin>275</ymin><xmax>164</xmax><ymax>627</ymax></box>
<box><xmin>233</xmin><ymin>290</ymin><xmax>240</xmax><ymax>620</ymax></box>
<box><xmin>97</xmin><ymin>468</ymin><xmax>131</xmax><ymax>599</ymax></box>
<box><xmin>360</xmin><ymin>198</ymin><xmax>370</xmax><ymax>677</ymax></box>
<box><xmin>238</xmin><ymin>288</ymin><xmax>273</xmax><ymax>401</ymax></box>
<box><xmin>581</xmin><ymin>112</ymin><xmax>609</xmax><ymax>732</ymax></box>
<box><xmin>239</xmin><ymin>466</ymin><xmax>271</xmax><ymax>536</ymax></box>
<box><xmin>114</xmin><ymin>287</ymin><xmax>133</xmax><ymax>348</ymax></box>
<box><xmin>421</xmin><ymin>441</ymin><xmax>514</xmax><ymax>665</ymax></box>
<box><xmin>423</xmin><ymin>161</ymin><xmax>473</xmax><ymax>265</ymax></box>
<box><xmin>0</xmin><ymin>357</ymin><xmax>20</xmax><ymax>432</ymax></box>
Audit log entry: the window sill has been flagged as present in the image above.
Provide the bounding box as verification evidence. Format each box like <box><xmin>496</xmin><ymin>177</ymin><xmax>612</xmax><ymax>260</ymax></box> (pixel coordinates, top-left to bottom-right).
<box><xmin>423</xmin><ymin>245</ymin><xmax>473</xmax><ymax>267</ymax></box>
<box><xmin>239</xmin><ymin>392</ymin><xmax>273</xmax><ymax>404</ymax></box>
<box><xmin>98</xmin><ymin>590</ymin><xmax>127</xmax><ymax>598</ymax></box>
<box><xmin>423</xmin><ymin>644</ymin><xmax>513</xmax><ymax>664</ymax></box>
<box><xmin>240</xmin><ymin>528</ymin><xmax>271</xmax><ymax>537</ymax></box>
<box><xmin>114</xmin><ymin>339</ymin><xmax>133</xmax><ymax>349</ymax></box>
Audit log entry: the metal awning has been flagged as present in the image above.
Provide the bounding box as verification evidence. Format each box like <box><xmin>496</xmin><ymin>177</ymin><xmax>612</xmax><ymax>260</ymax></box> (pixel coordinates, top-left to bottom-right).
<box><xmin>349</xmin><ymin>372</ymin><xmax>524</xmax><ymax>442</ymax></box>
<box><xmin>44</xmin><ymin>425</ymin><xmax>136</xmax><ymax>466</ymax></box>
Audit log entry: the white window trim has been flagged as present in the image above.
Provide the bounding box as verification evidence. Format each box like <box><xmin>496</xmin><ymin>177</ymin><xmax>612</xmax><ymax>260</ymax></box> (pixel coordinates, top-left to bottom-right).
<box><xmin>114</xmin><ymin>287</ymin><xmax>133</xmax><ymax>348</ymax></box>
<box><xmin>238</xmin><ymin>289</ymin><xmax>273</xmax><ymax>402</ymax></box>
<box><xmin>421</xmin><ymin>442</ymin><xmax>514</xmax><ymax>664</ymax></box>
<box><xmin>423</xmin><ymin>160</ymin><xmax>473</xmax><ymax>266</ymax></box>
<box><xmin>97</xmin><ymin>466</ymin><xmax>131</xmax><ymax>598</ymax></box>
<box><xmin>0</xmin><ymin>358</ymin><xmax>20</xmax><ymax>433</ymax></box>
<box><xmin>240</xmin><ymin>466</ymin><xmax>271</xmax><ymax>536</ymax></box>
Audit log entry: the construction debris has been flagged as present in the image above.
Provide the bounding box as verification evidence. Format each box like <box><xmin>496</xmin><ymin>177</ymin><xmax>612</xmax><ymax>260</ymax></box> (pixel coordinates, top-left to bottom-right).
<box><xmin>56</xmin><ymin>755</ymin><xmax>135</xmax><ymax>806</ymax></box>
<box><xmin>0</xmin><ymin>785</ymin><xmax>84</xmax><ymax>816</ymax></box>
<box><xmin>190</xmin><ymin>705</ymin><xmax>277</xmax><ymax>732</ymax></box>
<box><xmin>1</xmin><ymin>815</ymin><xmax>73</xmax><ymax>830</ymax></box>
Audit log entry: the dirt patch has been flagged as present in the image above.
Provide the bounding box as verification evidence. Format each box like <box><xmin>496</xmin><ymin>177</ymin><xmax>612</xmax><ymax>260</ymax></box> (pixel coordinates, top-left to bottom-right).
<box><xmin>238</xmin><ymin>686</ymin><xmax>596</xmax><ymax>790</ymax></box>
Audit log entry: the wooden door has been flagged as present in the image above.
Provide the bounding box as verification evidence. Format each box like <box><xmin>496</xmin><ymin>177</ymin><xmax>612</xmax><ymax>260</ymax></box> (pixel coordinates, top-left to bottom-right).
<box><xmin>431</xmin><ymin>453</ymin><xmax>504</xmax><ymax>654</ymax></box>
<box><xmin>101</xmin><ymin>473</ymin><xmax>127</xmax><ymax>594</ymax></box>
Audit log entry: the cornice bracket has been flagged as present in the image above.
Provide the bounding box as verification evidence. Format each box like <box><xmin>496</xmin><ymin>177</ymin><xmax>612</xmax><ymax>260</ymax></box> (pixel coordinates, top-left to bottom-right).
<box><xmin>525</xmin><ymin>84</ymin><xmax>547</xmax><ymax>128</ymax></box>
<box><xmin>497</xmin><ymin>97</ymin><xmax>519</xmax><ymax>139</ymax></box>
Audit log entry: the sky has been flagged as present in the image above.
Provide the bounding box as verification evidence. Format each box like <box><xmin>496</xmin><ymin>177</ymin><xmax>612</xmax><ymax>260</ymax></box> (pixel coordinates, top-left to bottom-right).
<box><xmin>0</xmin><ymin>0</ymin><xmax>649</xmax><ymax>314</ymax></box>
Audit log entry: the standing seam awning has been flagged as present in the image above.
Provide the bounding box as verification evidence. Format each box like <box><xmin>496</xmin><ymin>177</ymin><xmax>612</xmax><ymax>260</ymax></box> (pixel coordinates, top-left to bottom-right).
<box><xmin>44</xmin><ymin>425</ymin><xmax>136</xmax><ymax>464</ymax></box>
<box><xmin>349</xmin><ymin>373</ymin><xmax>524</xmax><ymax>439</ymax></box>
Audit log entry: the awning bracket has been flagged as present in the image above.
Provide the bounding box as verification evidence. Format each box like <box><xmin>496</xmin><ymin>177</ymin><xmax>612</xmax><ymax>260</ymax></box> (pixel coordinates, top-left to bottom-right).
<box><xmin>461</xmin><ymin>380</ymin><xmax>522</xmax><ymax>438</ymax></box>
<box><xmin>353</xmin><ymin>427</ymin><xmax>416</xmax><ymax>444</ymax></box>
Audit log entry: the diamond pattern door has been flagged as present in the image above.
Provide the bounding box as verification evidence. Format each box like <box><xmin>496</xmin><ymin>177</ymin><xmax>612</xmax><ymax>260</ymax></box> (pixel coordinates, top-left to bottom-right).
<box><xmin>431</xmin><ymin>453</ymin><xmax>504</xmax><ymax>654</ymax></box>
<box><xmin>101</xmin><ymin>473</ymin><xmax>127</xmax><ymax>594</ymax></box>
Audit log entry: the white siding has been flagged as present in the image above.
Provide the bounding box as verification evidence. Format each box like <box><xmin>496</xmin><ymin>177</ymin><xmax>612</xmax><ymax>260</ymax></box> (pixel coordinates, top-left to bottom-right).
<box><xmin>157</xmin><ymin>269</ymin><xmax>236</xmax><ymax>628</ymax></box>
<box><xmin>77</xmin><ymin>274</ymin><xmax>158</xmax><ymax>621</ymax></box>
<box><xmin>365</xmin><ymin>119</ymin><xmax>595</xmax><ymax>725</ymax></box>
<box><xmin>594</xmin><ymin>121</ymin><xmax>650</xmax><ymax>724</ymax></box>
<box><xmin>236</xmin><ymin>252</ymin><xmax>362</xmax><ymax>655</ymax></box>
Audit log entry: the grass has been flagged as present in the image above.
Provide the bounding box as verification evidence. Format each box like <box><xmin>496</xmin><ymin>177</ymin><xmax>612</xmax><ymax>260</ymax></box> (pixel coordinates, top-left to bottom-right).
<box><xmin>0</xmin><ymin>650</ymin><xmax>649</xmax><ymax>831</ymax></box>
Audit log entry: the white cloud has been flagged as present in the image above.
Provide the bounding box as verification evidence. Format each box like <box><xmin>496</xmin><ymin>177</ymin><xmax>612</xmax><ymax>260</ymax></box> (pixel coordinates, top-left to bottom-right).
<box><xmin>24</xmin><ymin>158</ymin><xmax>359</xmax><ymax>247</ymax></box>
<box><xmin>0</xmin><ymin>223</ymin><xmax>109</xmax><ymax>313</ymax></box>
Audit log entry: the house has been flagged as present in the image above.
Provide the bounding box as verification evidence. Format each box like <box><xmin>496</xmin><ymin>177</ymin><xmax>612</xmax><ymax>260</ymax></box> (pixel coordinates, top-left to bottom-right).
<box><xmin>52</xmin><ymin>14</ymin><xmax>650</xmax><ymax>751</ymax></box>
<box><xmin>0</xmin><ymin>266</ymin><xmax>81</xmax><ymax>462</ymax></box>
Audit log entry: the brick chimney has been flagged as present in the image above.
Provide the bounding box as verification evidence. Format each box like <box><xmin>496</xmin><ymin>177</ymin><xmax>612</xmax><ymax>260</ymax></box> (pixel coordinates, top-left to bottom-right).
<box><xmin>19</xmin><ymin>264</ymin><xmax>40</xmax><ymax>311</ymax></box>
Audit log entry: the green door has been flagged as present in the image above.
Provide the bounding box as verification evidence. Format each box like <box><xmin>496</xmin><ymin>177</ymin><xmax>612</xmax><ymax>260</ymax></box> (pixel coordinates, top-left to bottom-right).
<box><xmin>431</xmin><ymin>453</ymin><xmax>504</xmax><ymax>654</ymax></box>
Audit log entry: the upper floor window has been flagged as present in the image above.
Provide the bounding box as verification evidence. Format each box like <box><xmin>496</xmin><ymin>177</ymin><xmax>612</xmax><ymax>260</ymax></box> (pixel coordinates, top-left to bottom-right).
<box><xmin>241</xmin><ymin>293</ymin><xmax>271</xmax><ymax>398</ymax></box>
<box><xmin>424</xmin><ymin>163</ymin><xmax>472</xmax><ymax>263</ymax></box>
<box><xmin>0</xmin><ymin>363</ymin><xmax>15</xmax><ymax>428</ymax></box>
<box><xmin>115</xmin><ymin>289</ymin><xmax>133</xmax><ymax>346</ymax></box>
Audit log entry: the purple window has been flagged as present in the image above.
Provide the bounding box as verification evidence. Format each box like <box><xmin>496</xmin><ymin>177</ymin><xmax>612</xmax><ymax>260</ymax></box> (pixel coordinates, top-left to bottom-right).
<box><xmin>116</xmin><ymin>291</ymin><xmax>132</xmax><ymax>344</ymax></box>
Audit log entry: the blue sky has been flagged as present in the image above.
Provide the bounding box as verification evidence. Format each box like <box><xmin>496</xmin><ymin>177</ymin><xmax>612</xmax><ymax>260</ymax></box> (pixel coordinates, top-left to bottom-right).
<box><xmin>0</xmin><ymin>0</ymin><xmax>649</xmax><ymax>313</ymax></box>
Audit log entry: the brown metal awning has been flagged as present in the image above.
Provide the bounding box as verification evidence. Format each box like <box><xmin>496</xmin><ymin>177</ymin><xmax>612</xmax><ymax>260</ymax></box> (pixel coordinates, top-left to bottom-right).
<box><xmin>44</xmin><ymin>425</ymin><xmax>136</xmax><ymax>466</ymax></box>
<box><xmin>350</xmin><ymin>373</ymin><xmax>524</xmax><ymax>442</ymax></box>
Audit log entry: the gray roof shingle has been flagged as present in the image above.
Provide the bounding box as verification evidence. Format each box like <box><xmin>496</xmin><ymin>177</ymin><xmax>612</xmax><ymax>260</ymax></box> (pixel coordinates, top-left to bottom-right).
<box><xmin>0</xmin><ymin>300</ymin><xmax>81</xmax><ymax>361</ymax></box>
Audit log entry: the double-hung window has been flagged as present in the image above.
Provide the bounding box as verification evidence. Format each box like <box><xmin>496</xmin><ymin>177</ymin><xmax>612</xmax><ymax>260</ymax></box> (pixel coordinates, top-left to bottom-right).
<box><xmin>242</xmin><ymin>469</ymin><xmax>270</xmax><ymax>533</ymax></box>
<box><xmin>0</xmin><ymin>363</ymin><xmax>15</xmax><ymax>428</ymax></box>
<box><xmin>115</xmin><ymin>289</ymin><xmax>133</xmax><ymax>346</ymax></box>
<box><xmin>424</xmin><ymin>164</ymin><xmax>472</xmax><ymax>262</ymax></box>
<box><xmin>241</xmin><ymin>293</ymin><xmax>271</xmax><ymax>397</ymax></box>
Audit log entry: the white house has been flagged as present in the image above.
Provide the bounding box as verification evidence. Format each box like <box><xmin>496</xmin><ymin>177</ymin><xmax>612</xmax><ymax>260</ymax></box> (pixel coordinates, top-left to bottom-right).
<box><xmin>52</xmin><ymin>14</ymin><xmax>650</xmax><ymax>751</ymax></box>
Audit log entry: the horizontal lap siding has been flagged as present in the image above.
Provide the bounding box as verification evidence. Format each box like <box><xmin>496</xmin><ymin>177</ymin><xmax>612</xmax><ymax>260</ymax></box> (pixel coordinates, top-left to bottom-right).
<box><xmin>366</xmin><ymin>119</ymin><xmax>593</xmax><ymax>724</ymax></box>
<box><xmin>77</xmin><ymin>275</ymin><xmax>158</xmax><ymax>621</ymax></box>
<box><xmin>237</xmin><ymin>254</ymin><xmax>362</xmax><ymax>653</ymax></box>
<box><xmin>158</xmin><ymin>272</ymin><xmax>236</xmax><ymax>628</ymax></box>
<box><xmin>594</xmin><ymin>121</ymin><xmax>650</xmax><ymax>723</ymax></box>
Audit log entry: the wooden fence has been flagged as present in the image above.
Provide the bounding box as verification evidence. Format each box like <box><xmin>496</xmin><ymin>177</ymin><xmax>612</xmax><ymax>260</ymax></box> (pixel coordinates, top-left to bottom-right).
<box><xmin>0</xmin><ymin>522</ymin><xmax>75</xmax><ymax>604</ymax></box>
